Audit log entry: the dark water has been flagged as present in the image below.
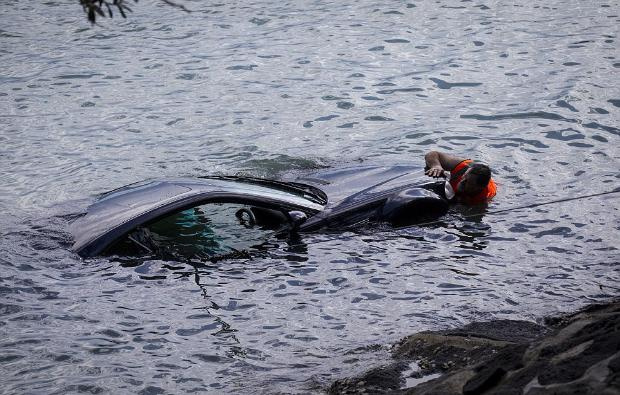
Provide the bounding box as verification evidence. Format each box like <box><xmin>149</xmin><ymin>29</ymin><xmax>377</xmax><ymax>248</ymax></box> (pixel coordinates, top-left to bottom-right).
<box><xmin>1</xmin><ymin>0</ymin><xmax>619</xmax><ymax>393</ymax></box>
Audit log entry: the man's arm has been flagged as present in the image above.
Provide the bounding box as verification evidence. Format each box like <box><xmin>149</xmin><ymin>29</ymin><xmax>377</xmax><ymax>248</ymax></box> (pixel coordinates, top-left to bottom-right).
<box><xmin>424</xmin><ymin>151</ymin><xmax>467</xmax><ymax>178</ymax></box>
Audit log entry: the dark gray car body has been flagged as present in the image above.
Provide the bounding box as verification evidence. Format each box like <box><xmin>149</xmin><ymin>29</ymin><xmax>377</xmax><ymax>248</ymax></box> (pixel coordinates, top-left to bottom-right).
<box><xmin>70</xmin><ymin>165</ymin><xmax>448</xmax><ymax>257</ymax></box>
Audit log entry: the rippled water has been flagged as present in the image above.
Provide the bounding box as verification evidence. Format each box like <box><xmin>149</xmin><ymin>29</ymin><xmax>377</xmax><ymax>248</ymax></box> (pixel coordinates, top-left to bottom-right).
<box><xmin>1</xmin><ymin>0</ymin><xmax>619</xmax><ymax>393</ymax></box>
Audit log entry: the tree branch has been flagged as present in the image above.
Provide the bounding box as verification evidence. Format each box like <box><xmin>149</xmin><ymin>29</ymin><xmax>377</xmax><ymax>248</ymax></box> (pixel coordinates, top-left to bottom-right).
<box><xmin>79</xmin><ymin>0</ymin><xmax>190</xmax><ymax>24</ymax></box>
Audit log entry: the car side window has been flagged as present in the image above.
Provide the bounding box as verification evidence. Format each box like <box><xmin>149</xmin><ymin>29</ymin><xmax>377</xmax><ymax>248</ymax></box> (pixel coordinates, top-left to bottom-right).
<box><xmin>111</xmin><ymin>203</ymin><xmax>286</xmax><ymax>259</ymax></box>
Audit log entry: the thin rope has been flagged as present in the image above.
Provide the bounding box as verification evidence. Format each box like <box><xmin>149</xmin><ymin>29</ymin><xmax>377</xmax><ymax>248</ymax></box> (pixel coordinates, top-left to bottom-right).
<box><xmin>416</xmin><ymin>187</ymin><xmax>620</xmax><ymax>227</ymax></box>
<box><xmin>299</xmin><ymin>187</ymin><xmax>620</xmax><ymax>247</ymax></box>
<box><xmin>479</xmin><ymin>188</ymin><xmax>620</xmax><ymax>217</ymax></box>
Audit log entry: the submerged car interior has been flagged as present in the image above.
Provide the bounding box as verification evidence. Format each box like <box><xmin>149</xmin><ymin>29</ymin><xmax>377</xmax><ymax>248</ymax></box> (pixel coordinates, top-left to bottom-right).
<box><xmin>108</xmin><ymin>203</ymin><xmax>295</xmax><ymax>259</ymax></box>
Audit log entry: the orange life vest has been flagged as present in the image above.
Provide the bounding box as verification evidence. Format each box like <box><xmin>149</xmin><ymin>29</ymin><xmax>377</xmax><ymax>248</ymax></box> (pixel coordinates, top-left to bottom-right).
<box><xmin>449</xmin><ymin>160</ymin><xmax>496</xmax><ymax>205</ymax></box>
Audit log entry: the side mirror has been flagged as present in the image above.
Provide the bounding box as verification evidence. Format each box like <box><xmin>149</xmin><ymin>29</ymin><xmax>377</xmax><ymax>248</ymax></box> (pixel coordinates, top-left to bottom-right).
<box><xmin>287</xmin><ymin>210</ymin><xmax>308</xmax><ymax>231</ymax></box>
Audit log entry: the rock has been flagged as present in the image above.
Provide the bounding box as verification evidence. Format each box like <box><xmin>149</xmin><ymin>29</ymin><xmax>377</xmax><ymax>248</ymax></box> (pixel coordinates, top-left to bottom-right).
<box><xmin>328</xmin><ymin>362</ymin><xmax>408</xmax><ymax>394</ymax></box>
<box><xmin>327</xmin><ymin>300</ymin><xmax>620</xmax><ymax>395</ymax></box>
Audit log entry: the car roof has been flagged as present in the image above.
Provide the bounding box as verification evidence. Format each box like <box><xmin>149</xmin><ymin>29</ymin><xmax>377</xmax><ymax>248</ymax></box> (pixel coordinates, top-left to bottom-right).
<box><xmin>294</xmin><ymin>164</ymin><xmax>436</xmax><ymax>208</ymax></box>
<box><xmin>294</xmin><ymin>165</ymin><xmax>445</xmax><ymax>230</ymax></box>
<box><xmin>71</xmin><ymin>177</ymin><xmax>326</xmax><ymax>257</ymax></box>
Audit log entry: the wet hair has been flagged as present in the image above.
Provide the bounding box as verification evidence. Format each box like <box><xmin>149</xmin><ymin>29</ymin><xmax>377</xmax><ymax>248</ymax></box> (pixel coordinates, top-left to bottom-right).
<box><xmin>469</xmin><ymin>163</ymin><xmax>491</xmax><ymax>187</ymax></box>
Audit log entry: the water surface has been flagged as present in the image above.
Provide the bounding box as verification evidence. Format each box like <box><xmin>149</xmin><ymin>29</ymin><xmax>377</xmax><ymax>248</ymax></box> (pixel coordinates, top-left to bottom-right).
<box><xmin>1</xmin><ymin>0</ymin><xmax>619</xmax><ymax>393</ymax></box>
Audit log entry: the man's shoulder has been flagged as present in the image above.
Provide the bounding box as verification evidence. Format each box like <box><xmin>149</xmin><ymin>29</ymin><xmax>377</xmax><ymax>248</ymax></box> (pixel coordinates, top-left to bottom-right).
<box><xmin>451</xmin><ymin>159</ymin><xmax>472</xmax><ymax>172</ymax></box>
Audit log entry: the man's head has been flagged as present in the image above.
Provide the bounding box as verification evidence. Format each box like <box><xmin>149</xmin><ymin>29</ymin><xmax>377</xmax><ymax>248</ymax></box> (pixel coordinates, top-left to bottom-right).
<box><xmin>456</xmin><ymin>163</ymin><xmax>491</xmax><ymax>197</ymax></box>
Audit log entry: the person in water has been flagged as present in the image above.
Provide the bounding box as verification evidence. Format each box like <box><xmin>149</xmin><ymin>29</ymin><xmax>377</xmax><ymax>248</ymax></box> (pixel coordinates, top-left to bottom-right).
<box><xmin>424</xmin><ymin>150</ymin><xmax>497</xmax><ymax>205</ymax></box>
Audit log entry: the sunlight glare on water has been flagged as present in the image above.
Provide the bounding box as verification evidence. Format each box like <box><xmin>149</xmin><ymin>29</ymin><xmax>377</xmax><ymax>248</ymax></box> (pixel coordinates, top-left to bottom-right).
<box><xmin>1</xmin><ymin>0</ymin><xmax>619</xmax><ymax>393</ymax></box>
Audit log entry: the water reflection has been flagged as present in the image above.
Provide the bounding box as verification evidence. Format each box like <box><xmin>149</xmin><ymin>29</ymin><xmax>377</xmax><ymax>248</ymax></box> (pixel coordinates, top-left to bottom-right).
<box><xmin>1</xmin><ymin>0</ymin><xmax>619</xmax><ymax>393</ymax></box>
<box><xmin>191</xmin><ymin>265</ymin><xmax>240</xmax><ymax>342</ymax></box>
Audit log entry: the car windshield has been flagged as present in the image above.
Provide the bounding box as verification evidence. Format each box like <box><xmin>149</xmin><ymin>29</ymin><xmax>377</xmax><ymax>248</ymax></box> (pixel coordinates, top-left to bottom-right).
<box><xmin>108</xmin><ymin>203</ymin><xmax>284</xmax><ymax>259</ymax></box>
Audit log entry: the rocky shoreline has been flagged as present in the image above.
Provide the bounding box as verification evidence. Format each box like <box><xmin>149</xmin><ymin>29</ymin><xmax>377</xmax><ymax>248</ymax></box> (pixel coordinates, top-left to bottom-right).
<box><xmin>328</xmin><ymin>301</ymin><xmax>620</xmax><ymax>394</ymax></box>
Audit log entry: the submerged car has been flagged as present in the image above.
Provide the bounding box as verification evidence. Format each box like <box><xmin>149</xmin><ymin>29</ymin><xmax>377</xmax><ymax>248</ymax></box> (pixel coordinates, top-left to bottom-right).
<box><xmin>70</xmin><ymin>165</ymin><xmax>449</xmax><ymax>258</ymax></box>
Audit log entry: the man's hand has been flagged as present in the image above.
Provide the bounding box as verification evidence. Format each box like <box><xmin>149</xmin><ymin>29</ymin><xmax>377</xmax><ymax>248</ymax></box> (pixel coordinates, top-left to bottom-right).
<box><xmin>424</xmin><ymin>151</ymin><xmax>465</xmax><ymax>177</ymax></box>
<box><xmin>425</xmin><ymin>166</ymin><xmax>446</xmax><ymax>178</ymax></box>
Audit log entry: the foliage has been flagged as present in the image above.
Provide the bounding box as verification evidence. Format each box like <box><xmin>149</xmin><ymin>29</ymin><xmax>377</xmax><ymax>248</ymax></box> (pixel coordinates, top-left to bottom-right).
<box><xmin>80</xmin><ymin>0</ymin><xmax>135</xmax><ymax>23</ymax></box>
<box><xmin>79</xmin><ymin>0</ymin><xmax>189</xmax><ymax>23</ymax></box>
